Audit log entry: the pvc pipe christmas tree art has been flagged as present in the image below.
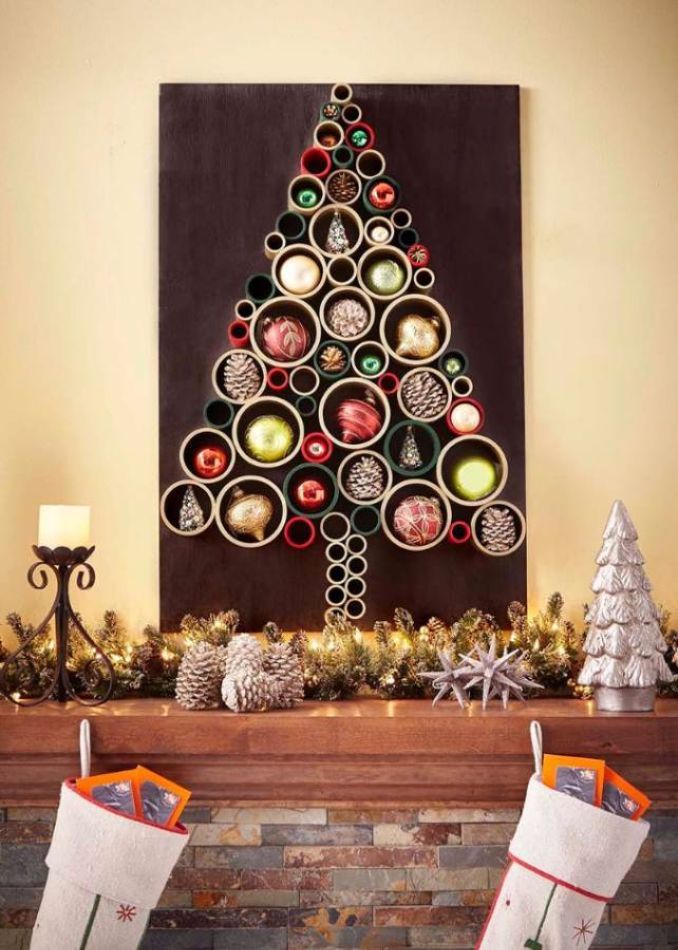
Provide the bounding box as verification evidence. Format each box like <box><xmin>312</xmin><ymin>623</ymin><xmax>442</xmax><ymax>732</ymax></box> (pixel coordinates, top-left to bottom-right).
<box><xmin>160</xmin><ymin>82</ymin><xmax>527</xmax><ymax>618</ymax></box>
<box><xmin>578</xmin><ymin>499</ymin><xmax>674</xmax><ymax>711</ymax></box>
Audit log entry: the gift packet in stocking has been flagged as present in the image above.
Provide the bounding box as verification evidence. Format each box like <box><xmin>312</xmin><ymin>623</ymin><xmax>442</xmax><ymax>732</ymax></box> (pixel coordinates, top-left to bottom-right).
<box><xmin>477</xmin><ymin>725</ymin><xmax>650</xmax><ymax>950</ymax></box>
<box><xmin>32</xmin><ymin>751</ymin><xmax>191</xmax><ymax>950</ymax></box>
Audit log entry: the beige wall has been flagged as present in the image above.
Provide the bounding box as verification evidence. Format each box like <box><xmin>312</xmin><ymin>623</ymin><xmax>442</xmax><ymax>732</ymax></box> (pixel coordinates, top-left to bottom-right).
<box><xmin>1</xmin><ymin>0</ymin><xmax>677</xmax><ymax>634</ymax></box>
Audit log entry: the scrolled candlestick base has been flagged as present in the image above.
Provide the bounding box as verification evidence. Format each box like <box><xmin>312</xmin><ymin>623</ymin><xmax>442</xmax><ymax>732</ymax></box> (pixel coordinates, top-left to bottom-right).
<box><xmin>0</xmin><ymin>545</ymin><xmax>115</xmax><ymax>707</ymax></box>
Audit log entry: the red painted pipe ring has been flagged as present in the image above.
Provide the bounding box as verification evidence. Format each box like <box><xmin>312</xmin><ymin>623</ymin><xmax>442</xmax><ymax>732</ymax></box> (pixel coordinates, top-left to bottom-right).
<box><xmin>267</xmin><ymin>367</ymin><xmax>289</xmax><ymax>392</ymax></box>
<box><xmin>227</xmin><ymin>319</ymin><xmax>250</xmax><ymax>348</ymax></box>
<box><xmin>284</xmin><ymin>516</ymin><xmax>316</xmax><ymax>550</ymax></box>
<box><xmin>448</xmin><ymin>521</ymin><xmax>472</xmax><ymax>544</ymax></box>
<box><xmin>446</xmin><ymin>398</ymin><xmax>486</xmax><ymax>435</ymax></box>
<box><xmin>345</xmin><ymin>122</ymin><xmax>376</xmax><ymax>151</ymax></box>
<box><xmin>378</xmin><ymin>372</ymin><xmax>400</xmax><ymax>395</ymax></box>
<box><xmin>302</xmin><ymin>432</ymin><xmax>333</xmax><ymax>464</ymax></box>
<box><xmin>300</xmin><ymin>147</ymin><xmax>332</xmax><ymax>179</ymax></box>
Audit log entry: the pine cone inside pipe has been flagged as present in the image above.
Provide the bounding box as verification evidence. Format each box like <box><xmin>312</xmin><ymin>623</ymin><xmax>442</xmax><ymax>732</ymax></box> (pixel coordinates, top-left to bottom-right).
<box><xmin>319</xmin><ymin>345</ymin><xmax>347</xmax><ymax>374</ymax></box>
<box><xmin>175</xmin><ymin>641</ymin><xmax>223</xmax><ymax>710</ymax></box>
<box><xmin>328</xmin><ymin>171</ymin><xmax>360</xmax><ymax>204</ymax></box>
<box><xmin>479</xmin><ymin>507</ymin><xmax>517</xmax><ymax>553</ymax></box>
<box><xmin>401</xmin><ymin>371</ymin><xmax>448</xmax><ymax>419</ymax></box>
<box><xmin>345</xmin><ymin>454</ymin><xmax>385</xmax><ymax>501</ymax></box>
<box><xmin>223</xmin><ymin>352</ymin><xmax>262</xmax><ymax>402</ymax></box>
<box><xmin>263</xmin><ymin>642</ymin><xmax>304</xmax><ymax>708</ymax></box>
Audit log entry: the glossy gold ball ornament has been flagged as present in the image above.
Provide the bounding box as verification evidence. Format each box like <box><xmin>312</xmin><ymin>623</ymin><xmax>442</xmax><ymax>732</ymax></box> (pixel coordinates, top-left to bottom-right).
<box><xmin>395</xmin><ymin>314</ymin><xmax>441</xmax><ymax>360</ymax></box>
<box><xmin>244</xmin><ymin>414</ymin><xmax>294</xmax><ymax>463</ymax></box>
<box><xmin>278</xmin><ymin>253</ymin><xmax>322</xmax><ymax>295</ymax></box>
<box><xmin>226</xmin><ymin>487</ymin><xmax>273</xmax><ymax>542</ymax></box>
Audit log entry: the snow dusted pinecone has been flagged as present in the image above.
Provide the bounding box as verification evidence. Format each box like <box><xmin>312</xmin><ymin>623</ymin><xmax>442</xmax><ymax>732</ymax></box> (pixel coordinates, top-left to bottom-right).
<box><xmin>401</xmin><ymin>370</ymin><xmax>448</xmax><ymax>419</ymax></box>
<box><xmin>345</xmin><ymin>454</ymin><xmax>385</xmax><ymax>501</ymax></box>
<box><xmin>175</xmin><ymin>641</ymin><xmax>223</xmax><ymax>710</ymax></box>
<box><xmin>221</xmin><ymin>668</ymin><xmax>272</xmax><ymax>713</ymax></box>
<box><xmin>223</xmin><ymin>351</ymin><xmax>262</xmax><ymax>402</ymax></box>
<box><xmin>263</xmin><ymin>642</ymin><xmax>304</xmax><ymax>709</ymax></box>
<box><xmin>479</xmin><ymin>506</ymin><xmax>517</xmax><ymax>553</ymax></box>
<box><xmin>222</xmin><ymin>633</ymin><xmax>263</xmax><ymax>677</ymax></box>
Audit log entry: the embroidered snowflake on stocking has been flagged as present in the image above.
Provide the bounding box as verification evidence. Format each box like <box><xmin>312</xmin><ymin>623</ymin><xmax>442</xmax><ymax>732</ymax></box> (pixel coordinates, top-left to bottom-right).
<box><xmin>116</xmin><ymin>904</ymin><xmax>137</xmax><ymax>922</ymax></box>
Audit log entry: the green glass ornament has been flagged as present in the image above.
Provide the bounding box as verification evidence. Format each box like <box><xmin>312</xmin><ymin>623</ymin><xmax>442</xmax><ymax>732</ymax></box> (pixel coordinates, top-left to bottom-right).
<box><xmin>450</xmin><ymin>455</ymin><xmax>498</xmax><ymax>501</ymax></box>
<box><xmin>443</xmin><ymin>356</ymin><xmax>464</xmax><ymax>377</ymax></box>
<box><xmin>244</xmin><ymin>414</ymin><xmax>294</xmax><ymax>463</ymax></box>
<box><xmin>359</xmin><ymin>353</ymin><xmax>383</xmax><ymax>376</ymax></box>
<box><xmin>364</xmin><ymin>258</ymin><xmax>406</xmax><ymax>296</ymax></box>
<box><xmin>350</xmin><ymin>129</ymin><xmax>369</xmax><ymax>148</ymax></box>
<box><xmin>296</xmin><ymin>187</ymin><xmax>319</xmax><ymax>209</ymax></box>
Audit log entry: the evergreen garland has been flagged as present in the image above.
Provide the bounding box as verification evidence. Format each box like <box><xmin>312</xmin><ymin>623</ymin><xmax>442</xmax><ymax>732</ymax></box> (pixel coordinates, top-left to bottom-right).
<box><xmin>2</xmin><ymin>594</ymin><xmax>674</xmax><ymax>703</ymax></box>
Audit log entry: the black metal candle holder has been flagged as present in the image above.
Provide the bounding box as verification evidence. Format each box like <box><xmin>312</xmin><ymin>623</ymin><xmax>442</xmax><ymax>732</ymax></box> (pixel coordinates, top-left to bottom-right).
<box><xmin>0</xmin><ymin>545</ymin><xmax>115</xmax><ymax>706</ymax></box>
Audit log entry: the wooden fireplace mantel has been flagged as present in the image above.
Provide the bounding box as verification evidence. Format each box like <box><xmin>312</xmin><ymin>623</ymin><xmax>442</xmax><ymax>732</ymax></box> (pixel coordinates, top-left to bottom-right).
<box><xmin>0</xmin><ymin>697</ymin><xmax>676</xmax><ymax>807</ymax></box>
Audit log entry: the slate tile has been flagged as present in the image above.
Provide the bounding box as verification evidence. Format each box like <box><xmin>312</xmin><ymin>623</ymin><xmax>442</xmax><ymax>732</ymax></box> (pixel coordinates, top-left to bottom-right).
<box><xmin>432</xmin><ymin>889</ymin><xmax>494</xmax><ymax>907</ymax></box>
<box><xmin>194</xmin><ymin>846</ymin><xmax>283</xmax><ymax>869</ymax></box>
<box><xmin>407</xmin><ymin>924</ymin><xmax>480</xmax><ymax>947</ymax></box>
<box><xmin>332</xmin><ymin>869</ymin><xmax>409</xmax><ymax>892</ymax></box>
<box><xmin>375</xmin><ymin>905</ymin><xmax>486</xmax><ymax>927</ymax></box>
<box><xmin>149</xmin><ymin>907</ymin><xmax>287</xmax><ymax>929</ymax></box>
<box><xmin>0</xmin><ymin>908</ymin><xmax>36</xmax><ymax>929</ymax></box>
<box><xmin>190</xmin><ymin>824</ymin><xmax>262</xmax><ymax>847</ymax></box>
<box><xmin>142</xmin><ymin>931</ymin><xmax>214</xmax><ymax>949</ymax></box>
<box><xmin>611</xmin><ymin>904</ymin><xmax>678</xmax><ymax>925</ymax></box>
<box><xmin>0</xmin><ymin>823</ymin><xmax>54</xmax><ymax>844</ymax></box>
<box><xmin>284</xmin><ymin>847</ymin><xmax>436</xmax><ymax>868</ymax></box>
<box><xmin>0</xmin><ymin>931</ymin><xmax>32</xmax><ymax>950</ymax></box>
<box><xmin>5</xmin><ymin>809</ymin><xmax>55</xmax><ymax>823</ymax></box>
<box><xmin>288</xmin><ymin>926</ymin><xmax>408</xmax><ymax>948</ymax></box>
<box><xmin>328</xmin><ymin>809</ymin><xmax>417</xmax><ymax>824</ymax></box>
<box><xmin>0</xmin><ymin>846</ymin><xmax>48</xmax><ymax>887</ymax></box>
<box><xmin>182</xmin><ymin>807</ymin><xmax>212</xmax><ymax>824</ymax></box>
<box><xmin>408</xmin><ymin>867</ymin><xmax>489</xmax><ymax>891</ymax></box>
<box><xmin>0</xmin><ymin>886</ymin><xmax>44</xmax><ymax>909</ymax></box>
<box><xmin>213</xmin><ymin>930</ymin><xmax>287</xmax><ymax>949</ymax></box>
<box><xmin>461</xmin><ymin>823</ymin><xmax>516</xmax><ymax>845</ymax></box>
<box><xmin>212</xmin><ymin>808</ymin><xmax>326</xmax><ymax>825</ymax></box>
<box><xmin>613</xmin><ymin>882</ymin><xmax>658</xmax><ymax>904</ymax></box>
<box><xmin>193</xmin><ymin>889</ymin><xmax>299</xmax><ymax>908</ymax></box>
<box><xmin>157</xmin><ymin>889</ymin><xmax>193</xmax><ymax>908</ymax></box>
<box><xmin>438</xmin><ymin>845</ymin><xmax>507</xmax><ymax>869</ymax></box>
<box><xmin>300</xmin><ymin>889</ymin><xmax>432</xmax><ymax>907</ymax></box>
<box><xmin>262</xmin><ymin>825</ymin><xmax>372</xmax><ymax>846</ymax></box>
<box><xmin>288</xmin><ymin>905</ymin><xmax>373</xmax><ymax>928</ymax></box>
<box><xmin>592</xmin><ymin>922</ymin><xmax>673</xmax><ymax>945</ymax></box>
<box><xmin>419</xmin><ymin>808</ymin><xmax>519</xmax><ymax>823</ymax></box>
<box><xmin>373</xmin><ymin>824</ymin><xmax>461</xmax><ymax>847</ymax></box>
<box><xmin>241</xmin><ymin>868</ymin><xmax>331</xmax><ymax>890</ymax></box>
<box><xmin>169</xmin><ymin>868</ymin><xmax>241</xmax><ymax>890</ymax></box>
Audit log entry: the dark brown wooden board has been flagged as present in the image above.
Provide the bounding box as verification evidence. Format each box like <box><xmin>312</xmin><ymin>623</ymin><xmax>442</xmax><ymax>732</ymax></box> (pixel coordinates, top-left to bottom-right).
<box><xmin>159</xmin><ymin>84</ymin><xmax>525</xmax><ymax>631</ymax></box>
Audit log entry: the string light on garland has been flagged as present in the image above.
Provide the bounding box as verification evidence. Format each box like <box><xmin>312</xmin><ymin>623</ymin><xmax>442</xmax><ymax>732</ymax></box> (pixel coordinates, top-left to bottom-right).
<box><xmin>0</xmin><ymin>594</ymin><xmax>615</xmax><ymax>704</ymax></box>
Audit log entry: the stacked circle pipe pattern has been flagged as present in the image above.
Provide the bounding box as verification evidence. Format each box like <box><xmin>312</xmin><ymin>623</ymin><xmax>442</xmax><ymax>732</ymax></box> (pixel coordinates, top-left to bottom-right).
<box><xmin>162</xmin><ymin>81</ymin><xmax>524</xmax><ymax>587</ymax></box>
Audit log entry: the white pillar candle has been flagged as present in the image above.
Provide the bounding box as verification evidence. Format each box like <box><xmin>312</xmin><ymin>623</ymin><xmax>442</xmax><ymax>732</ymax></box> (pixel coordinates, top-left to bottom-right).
<box><xmin>38</xmin><ymin>505</ymin><xmax>91</xmax><ymax>549</ymax></box>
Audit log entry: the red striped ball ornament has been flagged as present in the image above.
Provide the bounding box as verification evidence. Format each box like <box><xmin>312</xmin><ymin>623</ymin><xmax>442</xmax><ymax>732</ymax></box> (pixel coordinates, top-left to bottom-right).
<box><xmin>336</xmin><ymin>391</ymin><xmax>382</xmax><ymax>444</ymax></box>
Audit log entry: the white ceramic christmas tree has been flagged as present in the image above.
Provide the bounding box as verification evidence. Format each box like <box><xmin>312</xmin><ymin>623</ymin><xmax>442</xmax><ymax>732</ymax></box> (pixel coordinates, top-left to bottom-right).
<box><xmin>578</xmin><ymin>499</ymin><xmax>673</xmax><ymax>711</ymax></box>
